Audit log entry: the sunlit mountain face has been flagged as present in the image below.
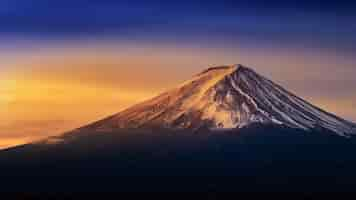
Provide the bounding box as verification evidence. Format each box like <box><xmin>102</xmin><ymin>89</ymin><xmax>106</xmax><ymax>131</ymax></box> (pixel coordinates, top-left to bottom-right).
<box><xmin>83</xmin><ymin>65</ymin><xmax>356</xmax><ymax>136</ymax></box>
<box><xmin>0</xmin><ymin>1</ymin><xmax>356</xmax><ymax>154</ymax></box>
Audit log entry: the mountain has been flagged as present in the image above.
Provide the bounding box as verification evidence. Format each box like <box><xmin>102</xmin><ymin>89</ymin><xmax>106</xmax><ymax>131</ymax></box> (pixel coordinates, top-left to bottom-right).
<box><xmin>83</xmin><ymin>64</ymin><xmax>356</xmax><ymax>136</ymax></box>
<box><xmin>1</xmin><ymin>64</ymin><xmax>356</xmax><ymax>192</ymax></box>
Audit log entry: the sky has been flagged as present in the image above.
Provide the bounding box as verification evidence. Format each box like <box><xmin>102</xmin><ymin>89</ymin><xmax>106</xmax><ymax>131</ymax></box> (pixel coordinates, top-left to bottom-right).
<box><xmin>0</xmin><ymin>0</ymin><xmax>356</xmax><ymax>149</ymax></box>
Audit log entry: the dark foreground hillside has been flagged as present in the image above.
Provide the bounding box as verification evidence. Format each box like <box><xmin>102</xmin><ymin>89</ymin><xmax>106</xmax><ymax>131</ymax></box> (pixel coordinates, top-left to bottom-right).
<box><xmin>1</xmin><ymin>124</ymin><xmax>356</xmax><ymax>192</ymax></box>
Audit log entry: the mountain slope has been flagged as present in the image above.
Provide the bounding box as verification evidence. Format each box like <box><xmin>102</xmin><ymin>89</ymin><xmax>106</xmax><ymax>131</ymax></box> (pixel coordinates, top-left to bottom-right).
<box><xmin>84</xmin><ymin>64</ymin><xmax>356</xmax><ymax>136</ymax></box>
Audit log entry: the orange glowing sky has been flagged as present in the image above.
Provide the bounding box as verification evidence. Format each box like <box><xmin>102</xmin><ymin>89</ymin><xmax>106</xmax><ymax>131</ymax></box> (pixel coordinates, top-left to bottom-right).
<box><xmin>1</xmin><ymin>40</ymin><xmax>356</xmax><ymax>149</ymax></box>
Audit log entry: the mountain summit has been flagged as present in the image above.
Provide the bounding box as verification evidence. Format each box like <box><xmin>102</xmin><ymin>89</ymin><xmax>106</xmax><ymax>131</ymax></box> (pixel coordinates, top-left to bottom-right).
<box><xmin>87</xmin><ymin>64</ymin><xmax>356</xmax><ymax>136</ymax></box>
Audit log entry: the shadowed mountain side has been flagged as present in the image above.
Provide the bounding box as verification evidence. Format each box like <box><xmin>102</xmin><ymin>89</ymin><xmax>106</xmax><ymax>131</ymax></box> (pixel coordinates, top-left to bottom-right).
<box><xmin>1</xmin><ymin>125</ymin><xmax>356</xmax><ymax>191</ymax></box>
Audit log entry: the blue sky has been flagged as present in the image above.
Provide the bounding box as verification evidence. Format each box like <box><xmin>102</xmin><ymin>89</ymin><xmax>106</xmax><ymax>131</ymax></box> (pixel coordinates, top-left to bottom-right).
<box><xmin>0</xmin><ymin>0</ymin><xmax>356</xmax><ymax>53</ymax></box>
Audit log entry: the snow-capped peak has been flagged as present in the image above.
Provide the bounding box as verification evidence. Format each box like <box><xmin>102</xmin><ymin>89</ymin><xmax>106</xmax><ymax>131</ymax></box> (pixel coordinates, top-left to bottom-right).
<box><xmin>88</xmin><ymin>64</ymin><xmax>356</xmax><ymax>136</ymax></box>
